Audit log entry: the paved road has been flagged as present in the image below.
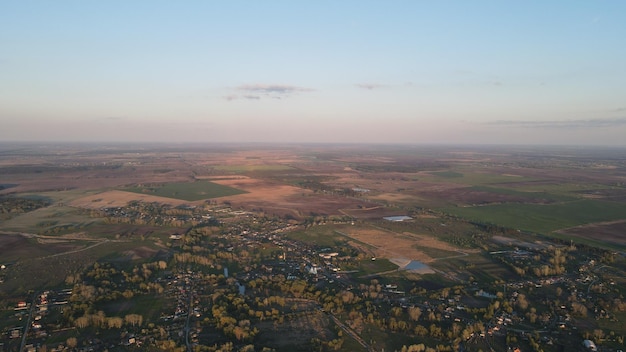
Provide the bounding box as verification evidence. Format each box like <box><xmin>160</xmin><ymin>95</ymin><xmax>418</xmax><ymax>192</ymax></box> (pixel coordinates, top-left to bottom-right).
<box><xmin>19</xmin><ymin>292</ymin><xmax>38</xmax><ymax>352</ymax></box>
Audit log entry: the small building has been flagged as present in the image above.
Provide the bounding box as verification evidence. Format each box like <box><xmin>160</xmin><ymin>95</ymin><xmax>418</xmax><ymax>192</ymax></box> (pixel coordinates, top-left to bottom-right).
<box><xmin>583</xmin><ymin>340</ymin><xmax>597</xmax><ymax>351</ymax></box>
<box><xmin>305</xmin><ymin>265</ymin><xmax>319</xmax><ymax>275</ymax></box>
<box><xmin>237</xmin><ymin>282</ymin><xmax>246</xmax><ymax>295</ymax></box>
<box><xmin>383</xmin><ymin>216</ymin><xmax>412</xmax><ymax>222</ymax></box>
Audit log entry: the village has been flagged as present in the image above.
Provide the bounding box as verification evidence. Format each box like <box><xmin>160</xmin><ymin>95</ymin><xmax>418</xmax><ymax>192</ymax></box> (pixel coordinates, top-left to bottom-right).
<box><xmin>2</xmin><ymin>202</ymin><xmax>624</xmax><ymax>352</ymax></box>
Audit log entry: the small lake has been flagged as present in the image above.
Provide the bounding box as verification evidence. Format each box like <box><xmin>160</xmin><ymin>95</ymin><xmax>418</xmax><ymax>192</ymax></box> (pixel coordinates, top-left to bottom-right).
<box><xmin>403</xmin><ymin>260</ymin><xmax>433</xmax><ymax>273</ymax></box>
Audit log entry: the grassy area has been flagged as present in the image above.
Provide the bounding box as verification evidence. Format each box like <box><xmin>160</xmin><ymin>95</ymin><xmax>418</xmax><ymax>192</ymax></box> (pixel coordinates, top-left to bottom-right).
<box><xmin>286</xmin><ymin>225</ymin><xmax>349</xmax><ymax>247</ymax></box>
<box><xmin>442</xmin><ymin>200</ymin><xmax>626</xmax><ymax>234</ymax></box>
<box><xmin>414</xmin><ymin>245</ymin><xmax>460</xmax><ymax>259</ymax></box>
<box><xmin>1</xmin><ymin>204</ymin><xmax>97</xmax><ymax>233</ymax></box>
<box><xmin>122</xmin><ymin>180</ymin><xmax>247</xmax><ymax>201</ymax></box>
<box><xmin>99</xmin><ymin>293</ymin><xmax>170</xmax><ymax>323</ymax></box>
<box><xmin>469</xmin><ymin>185</ymin><xmax>578</xmax><ymax>202</ymax></box>
<box><xmin>428</xmin><ymin>171</ymin><xmax>537</xmax><ymax>185</ymax></box>
<box><xmin>0</xmin><ymin>238</ymin><xmax>166</xmax><ymax>295</ymax></box>
<box><xmin>356</xmin><ymin>258</ymin><xmax>398</xmax><ymax>275</ymax></box>
<box><xmin>429</xmin><ymin>171</ymin><xmax>463</xmax><ymax>178</ymax></box>
<box><xmin>501</xmin><ymin>182</ymin><xmax>612</xmax><ymax>194</ymax></box>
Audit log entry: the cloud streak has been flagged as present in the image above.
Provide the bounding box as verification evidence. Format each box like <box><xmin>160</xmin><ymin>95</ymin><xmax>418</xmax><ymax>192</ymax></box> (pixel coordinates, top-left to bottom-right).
<box><xmin>487</xmin><ymin>117</ymin><xmax>626</xmax><ymax>129</ymax></box>
<box><xmin>356</xmin><ymin>83</ymin><xmax>386</xmax><ymax>90</ymax></box>
<box><xmin>237</xmin><ymin>84</ymin><xmax>313</xmax><ymax>95</ymax></box>
<box><xmin>224</xmin><ymin>84</ymin><xmax>313</xmax><ymax>101</ymax></box>
<box><xmin>224</xmin><ymin>94</ymin><xmax>261</xmax><ymax>101</ymax></box>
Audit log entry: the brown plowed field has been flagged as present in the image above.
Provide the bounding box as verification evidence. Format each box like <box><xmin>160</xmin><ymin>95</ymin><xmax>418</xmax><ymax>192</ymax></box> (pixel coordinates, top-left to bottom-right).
<box><xmin>69</xmin><ymin>190</ymin><xmax>194</xmax><ymax>209</ymax></box>
<box><xmin>213</xmin><ymin>177</ymin><xmax>370</xmax><ymax>218</ymax></box>
<box><xmin>557</xmin><ymin>220</ymin><xmax>626</xmax><ymax>246</ymax></box>
<box><xmin>336</xmin><ymin>226</ymin><xmax>477</xmax><ymax>263</ymax></box>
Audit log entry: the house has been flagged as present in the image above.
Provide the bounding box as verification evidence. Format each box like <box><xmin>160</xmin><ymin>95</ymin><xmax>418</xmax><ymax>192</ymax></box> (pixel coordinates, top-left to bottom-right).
<box><xmin>583</xmin><ymin>340</ymin><xmax>597</xmax><ymax>351</ymax></box>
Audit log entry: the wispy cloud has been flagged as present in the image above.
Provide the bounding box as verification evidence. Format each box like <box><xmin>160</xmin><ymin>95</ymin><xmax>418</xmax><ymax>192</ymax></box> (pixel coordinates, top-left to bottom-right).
<box><xmin>238</xmin><ymin>84</ymin><xmax>313</xmax><ymax>95</ymax></box>
<box><xmin>223</xmin><ymin>94</ymin><xmax>261</xmax><ymax>101</ymax></box>
<box><xmin>225</xmin><ymin>84</ymin><xmax>313</xmax><ymax>101</ymax></box>
<box><xmin>356</xmin><ymin>83</ymin><xmax>386</xmax><ymax>90</ymax></box>
<box><xmin>487</xmin><ymin>117</ymin><xmax>626</xmax><ymax>129</ymax></box>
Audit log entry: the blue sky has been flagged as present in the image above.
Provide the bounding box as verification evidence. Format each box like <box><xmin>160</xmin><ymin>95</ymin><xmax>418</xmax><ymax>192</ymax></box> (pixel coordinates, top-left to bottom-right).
<box><xmin>2</xmin><ymin>1</ymin><xmax>626</xmax><ymax>145</ymax></box>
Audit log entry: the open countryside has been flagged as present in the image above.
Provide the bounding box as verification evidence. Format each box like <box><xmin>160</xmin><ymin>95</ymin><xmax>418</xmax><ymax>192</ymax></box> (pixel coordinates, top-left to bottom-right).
<box><xmin>1</xmin><ymin>144</ymin><xmax>626</xmax><ymax>352</ymax></box>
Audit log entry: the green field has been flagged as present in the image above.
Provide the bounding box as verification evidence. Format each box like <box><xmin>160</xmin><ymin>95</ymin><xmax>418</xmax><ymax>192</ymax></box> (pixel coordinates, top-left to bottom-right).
<box><xmin>428</xmin><ymin>171</ymin><xmax>537</xmax><ymax>185</ymax></box>
<box><xmin>0</xmin><ymin>203</ymin><xmax>98</xmax><ymax>233</ymax></box>
<box><xmin>122</xmin><ymin>180</ymin><xmax>247</xmax><ymax>201</ymax></box>
<box><xmin>428</xmin><ymin>171</ymin><xmax>463</xmax><ymax>178</ymax></box>
<box><xmin>442</xmin><ymin>199</ymin><xmax>626</xmax><ymax>234</ymax></box>
<box><xmin>286</xmin><ymin>225</ymin><xmax>350</xmax><ymax>247</ymax></box>
<box><xmin>469</xmin><ymin>185</ymin><xmax>578</xmax><ymax>202</ymax></box>
<box><xmin>100</xmin><ymin>293</ymin><xmax>170</xmax><ymax>323</ymax></box>
<box><xmin>356</xmin><ymin>258</ymin><xmax>398</xmax><ymax>275</ymax></box>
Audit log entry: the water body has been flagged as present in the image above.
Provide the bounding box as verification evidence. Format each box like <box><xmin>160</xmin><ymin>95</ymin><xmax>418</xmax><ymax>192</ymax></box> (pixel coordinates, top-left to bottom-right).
<box><xmin>403</xmin><ymin>260</ymin><xmax>433</xmax><ymax>273</ymax></box>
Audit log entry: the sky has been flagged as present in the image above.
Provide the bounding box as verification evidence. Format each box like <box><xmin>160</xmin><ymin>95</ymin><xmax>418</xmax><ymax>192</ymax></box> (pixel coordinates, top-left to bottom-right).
<box><xmin>1</xmin><ymin>1</ymin><xmax>626</xmax><ymax>145</ymax></box>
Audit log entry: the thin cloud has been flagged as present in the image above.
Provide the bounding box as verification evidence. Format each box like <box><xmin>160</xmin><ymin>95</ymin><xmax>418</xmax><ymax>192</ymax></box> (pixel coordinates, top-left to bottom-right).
<box><xmin>487</xmin><ymin>117</ymin><xmax>626</xmax><ymax>129</ymax></box>
<box><xmin>223</xmin><ymin>94</ymin><xmax>261</xmax><ymax>101</ymax></box>
<box><xmin>356</xmin><ymin>83</ymin><xmax>386</xmax><ymax>90</ymax></box>
<box><xmin>237</xmin><ymin>84</ymin><xmax>313</xmax><ymax>96</ymax></box>
<box><xmin>236</xmin><ymin>84</ymin><xmax>313</xmax><ymax>99</ymax></box>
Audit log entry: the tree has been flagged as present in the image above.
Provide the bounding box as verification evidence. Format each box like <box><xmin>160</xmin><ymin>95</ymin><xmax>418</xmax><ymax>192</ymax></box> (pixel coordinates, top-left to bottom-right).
<box><xmin>107</xmin><ymin>316</ymin><xmax>124</xmax><ymax>329</ymax></box>
<box><xmin>572</xmin><ymin>302</ymin><xmax>588</xmax><ymax>317</ymax></box>
<box><xmin>415</xmin><ymin>324</ymin><xmax>428</xmax><ymax>337</ymax></box>
<box><xmin>124</xmin><ymin>314</ymin><xmax>143</xmax><ymax>327</ymax></box>
<box><xmin>408</xmin><ymin>306</ymin><xmax>422</xmax><ymax>321</ymax></box>
<box><xmin>74</xmin><ymin>316</ymin><xmax>90</xmax><ymax>329</ymax></box>
<box><xmin>66</xmin><ymin>337</ymin><xmax>78</xmax><ymax>349</ymax></box>
<box><xmin>593</xmin><ymin>329</ymin><xmax>605</xmax><ymax>341</ymax></box>
<box><xmin>516</xmin><ymin>294</ymin><xmax>529</xmax><ymax>311</ymax></box>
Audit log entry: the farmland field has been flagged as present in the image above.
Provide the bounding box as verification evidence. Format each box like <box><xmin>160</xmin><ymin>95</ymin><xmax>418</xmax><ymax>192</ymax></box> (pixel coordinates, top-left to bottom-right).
<box><xmin>557</xmin><ymin>220</ymin><xmax>626</xmax><ymax>247</ymax></box>
<box><xmin>2</xmin><ymin>143</ymin><xmax>626</xmax><ymax>352</ymax></box>
<box><xmin>213</xmin><ymin>164</ymin><xmax>294</xmax><ymax>173</ymax></box>
<box><xmin>122</xmin><ymin>180</ymin><xmax>247</xmax><ymax>201</ymax></box>
<box><xmin>426</xmin><ymin>170</ymin><xmax>537</xmax><ymax>185</ymax></box>
<box><xmin>442</xmin><ymin>199</ymin><xmax>626</xmax><ymax>236</ymax></box>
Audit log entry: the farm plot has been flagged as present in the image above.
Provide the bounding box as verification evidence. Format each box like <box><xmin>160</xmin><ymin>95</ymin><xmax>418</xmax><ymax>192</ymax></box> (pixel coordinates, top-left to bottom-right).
<box><xmin>442</xmin><ymin>200</ymin><xmax>626</xmax><ymax>235</ymax></box>
<box><xmin>212</xmin><ymin>164</ymin><xmax>294</xmax><ymax>173</ymax></box>
<box><xmin>425</xmin><ymin>171</ymin><xmax>537</xmax><ymax>185</ymax></box>
<box><xmin>70</xmin><ymin>190</ymin><xmax>192</xmax><ymax>209</ymax></box>
<box><xmin>335</xmin><ymin>225</ymin><xmax>474</xmax><ymax>264</ymax></box>
<box><xmin>122</xmin><ymin>180</ymin><xmax>247</xmax><ymax>201</ymax></box>
<box><xmin>340</xmin><ymin>206</ymin><xmax>412</xmax><ymax>220</ymax></box>
<box><xmin>212</xmin><ymin>177</ymin><xmax>370</xmax><ymax>219</ymax></box>
<box><xmin>556</xmin><ymin>220</ymin><xmax>626</xmax><ymax>247</ymax></box>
